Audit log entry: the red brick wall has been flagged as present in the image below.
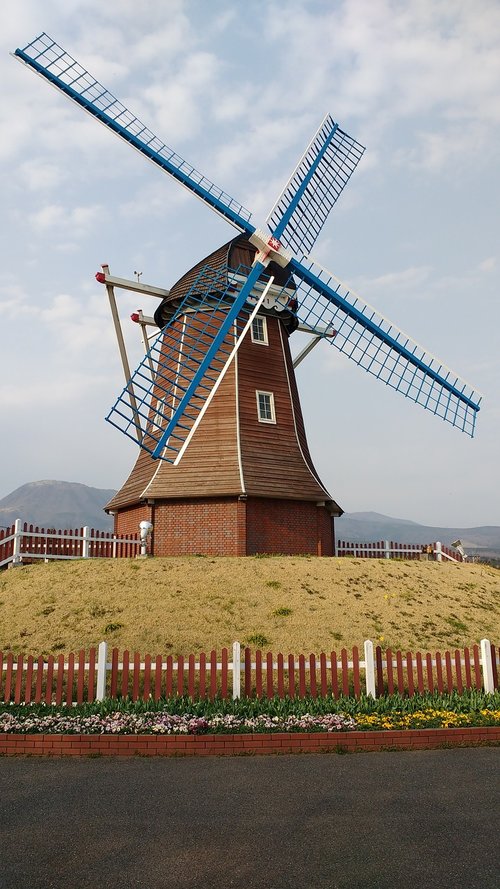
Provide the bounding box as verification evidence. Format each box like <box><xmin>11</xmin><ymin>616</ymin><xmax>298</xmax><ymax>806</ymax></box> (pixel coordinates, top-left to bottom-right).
<box><xmin>149</xmin><ymin>498</ymin><xmax>246</xmax><ymax>556</ymax></box>
<box><xmin>113</xmin><ymin>504</ymin><xmax>152</xmax><ymax>537</ymax></box>
<box><xmin>2</xmin><ymin>727</ymin><xmax>498</xmax><ymax>757</ymax></box>
<box><xmin>114</xmin><ymin>497</ymin><xmax>333</xmax><ymax>556</ymax></box>
<box><xmin>246</xmin><ymin>498</ymin><xmax>333</xmax><ymax>556</ymax></box>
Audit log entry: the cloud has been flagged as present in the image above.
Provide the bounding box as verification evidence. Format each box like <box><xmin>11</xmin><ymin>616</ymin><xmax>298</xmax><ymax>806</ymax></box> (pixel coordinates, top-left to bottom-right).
<box><xmin>127</xmin><ymin>18</ymin><xmax>193</xmax><ymax>66</ymax></box>
<box><xmin>17</xmin><ymin>159</ymin><xmax>66</xmax><ymax>192</ymax></box>
<box><xmin>211</xmin><ymin>115</ymin><xmax>306</xmax><ymax>188</ymax></box>
<box><xmin>1</xmin><ymin>282</ymin><xmax>121</xmax><ymax>362</ymax></box>
<box><xmin>479</xmin><ymin>257</ymin><xmax>496</xmax><ymax>272</ymax></box>
<box><xmin>0</xmin><ymin>282</ymin><xmax>33</xmax><ymax>319</ymax></box>
<box><xmin>142</xmin><ymin>51</ymin><xmax>221</xmax><ymax>142</ymax></box>
<box><xmin>29</xmin><ymin>202</ymin><xmax>104</xmax><ymax>234</ymax></box>
<box><xmin>263</xmin><ymin>0</ymin><xmax>500</xmax><ymax>167</ymax></box>
<box><xmin>394</xmin><ymin>125</ymin><xmax>494</xmax><ymax>172</ymax></box>
<box><xmin>117</xmin><ymin>179</ymin><xmax>191</xmax><ymax>221</ymax></box>
<box><xmin>354</xmin><ymin>266</ymin><xmax>433</xmax><ymax>296</ymax></box>
<box><xmin>37</xmin><ymin>291</ymin><xmax>118</xmax><ymax>355</ymax></box>
<box><xmin>0</xmin><ymin>371</ymin><xmax>109</xmax><ymax>409</ymax></box>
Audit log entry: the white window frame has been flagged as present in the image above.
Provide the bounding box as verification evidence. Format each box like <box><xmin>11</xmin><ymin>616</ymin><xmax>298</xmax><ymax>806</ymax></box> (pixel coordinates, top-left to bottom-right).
<box><xmin>256</xmin><ymin>390</ymin><xmax>276</xmax><ymax>424</ymax></box>
<box><xmin>251</xmin><ymin>314</ymin><xmax>268</xmax><ymax>345</ymax></box>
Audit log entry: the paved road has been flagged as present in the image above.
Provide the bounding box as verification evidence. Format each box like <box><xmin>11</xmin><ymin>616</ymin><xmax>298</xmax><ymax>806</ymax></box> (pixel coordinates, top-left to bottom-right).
<box><xmin>1</xmin><ymin>748</ymin><xmax>498</xmax><ymax>888</ymax></box>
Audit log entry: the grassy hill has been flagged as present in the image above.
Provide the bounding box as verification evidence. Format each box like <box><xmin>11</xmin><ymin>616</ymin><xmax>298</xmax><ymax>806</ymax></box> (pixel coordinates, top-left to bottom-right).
<box><xmin>0</xmin><ymin>556</ymin><xmax>498</xmax><ymax>658</ymax></box>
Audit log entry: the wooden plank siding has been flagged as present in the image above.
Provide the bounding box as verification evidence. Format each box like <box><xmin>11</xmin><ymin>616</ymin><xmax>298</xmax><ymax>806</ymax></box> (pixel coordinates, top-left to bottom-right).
<box><xmin>106</xmin><ymin>315</ymin><xmax>243</xmax><ymax>510</ymax></box>
<box><xmin>108</xmin><ymin>313</ymin><xmax>336</xmax><ymax>508</ymax></box>
<box><xmin>238</xmin><ymin>317</ymin><xmax>337</xmax><ymax>503</ymax></box>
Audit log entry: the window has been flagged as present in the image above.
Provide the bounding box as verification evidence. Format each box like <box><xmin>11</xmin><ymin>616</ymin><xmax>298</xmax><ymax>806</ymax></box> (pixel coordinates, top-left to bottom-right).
<box><xmin>251</xmin><ymin>315</ymin><xmax>268</xmax><ymax>345</ymax></box>
<box><xmin>256</xmin><ymin>390</ymin><xmax>276</xmax><ymax>424</ymax></box>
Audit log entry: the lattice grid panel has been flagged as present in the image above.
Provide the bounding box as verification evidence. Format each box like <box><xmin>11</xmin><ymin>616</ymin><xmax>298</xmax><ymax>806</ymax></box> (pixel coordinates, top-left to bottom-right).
<box><xmin>291</xmin><ymin>257</ymin><xmax>481</xmax><ymax>436</ymax></box>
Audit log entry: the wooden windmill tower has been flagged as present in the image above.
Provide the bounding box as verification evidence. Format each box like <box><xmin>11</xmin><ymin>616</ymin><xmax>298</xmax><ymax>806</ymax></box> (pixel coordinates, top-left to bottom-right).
<box><xmin>14</xmin><ymin>34</ymin><xmax>482</xmax><ymax>556</ymax></box>
<box><xmin>101</xmin><ymin>235</ymin><xmax>342</xmax><ymax>555</ymax></box>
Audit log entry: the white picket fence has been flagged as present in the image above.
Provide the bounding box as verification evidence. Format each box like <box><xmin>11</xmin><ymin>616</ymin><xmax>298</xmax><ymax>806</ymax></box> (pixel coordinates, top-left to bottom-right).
<box><xmin>335</xmin><ymin>540</ymin><xmax>462</xmax><ymax>562</ymax></box>
<box><xmin>0</xmin><ymin>519</ymin><xmax>141</xmax><ymax>568</ymax></box>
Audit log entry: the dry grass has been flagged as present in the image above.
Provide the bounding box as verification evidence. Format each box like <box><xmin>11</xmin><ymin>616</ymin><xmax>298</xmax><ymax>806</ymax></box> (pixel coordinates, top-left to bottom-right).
<box><xmin>0</xmin><ymin>556</ymin><xmax>498</xmax><ymax>657</ymax></box>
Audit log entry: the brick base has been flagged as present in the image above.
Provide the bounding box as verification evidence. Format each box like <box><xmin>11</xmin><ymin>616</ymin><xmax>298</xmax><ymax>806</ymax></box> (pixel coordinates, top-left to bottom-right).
<box><xmin>113</xmin><ymin>497</ymin><xmax>334</xmax><ymax>556</ymax></box>
<box><xmin>1</xmin><ymin>727</ymin><xmax>498</xmax><ymax>757</ymax></box>
<box><xmin>246</xmin><ymin>498</ymin><xmax>333</xmax><ymax>556</ymax></box>
<box><xmin>113</xmin><ymin>503</ymin><xmax>153</xmax><ymax>538</ymax></box>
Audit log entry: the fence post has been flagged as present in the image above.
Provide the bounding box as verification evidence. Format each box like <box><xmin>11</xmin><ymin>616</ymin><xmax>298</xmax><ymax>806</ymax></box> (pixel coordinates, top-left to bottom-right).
<box><xmin>82</xmin><ymin>527</ymin><xmax>90</xmax><ymax>559</ymax></box>
<box><xmin>12</xmin><ymin>518</ymin><xmax>22</xmax><ymax>565</ymax></box>
<box><xmin>232</xmin><ymin>641</ymin><xmax>241</xmax><ymax>700</ymax></box>
<box><xmin>364</xmin><ymin>640</ymin><xmax>376</xmax><ymax>698</ymax></box>
<box><xmin>384</xmin><ymin>540</ymin><xmax>390</xmax><ymax>560</ymax></box>
<box><xmin>96</xmin><ymin>641</ymin><xmax>108</xmax><ymax>701</ymax></box>
<box><xmin>480</xmin><ymin>638</ymin><xmax>494</xmax><ymax>693</ymax></box>
<box><xmin>435</xmin><ymin>541</ymin><xmax>442</xmax><ymax>562</ymax></box>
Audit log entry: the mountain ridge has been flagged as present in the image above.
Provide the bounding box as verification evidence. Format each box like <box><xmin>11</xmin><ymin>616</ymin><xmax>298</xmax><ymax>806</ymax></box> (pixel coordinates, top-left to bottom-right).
<box><xmin>1</xmin><ymin>482</ymin><xmax>499</xmax><ymax>555</ymax></box>
<box><xmin>0</xmin><ymin>481</ymin><xmax>116</xmax><ymax>530</ymax></box>
<box><xmin>336</xmin><ymin>512</ymin><xmax>500</xmax><ymax>556</ymax></box>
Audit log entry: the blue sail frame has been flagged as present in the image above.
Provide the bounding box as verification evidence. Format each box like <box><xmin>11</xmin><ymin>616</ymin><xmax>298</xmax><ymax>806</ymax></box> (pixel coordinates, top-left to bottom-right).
<box><xmin>14</xmin><ymin>31</ymin><xmax>482</xmax><ymax>452</ymax></box>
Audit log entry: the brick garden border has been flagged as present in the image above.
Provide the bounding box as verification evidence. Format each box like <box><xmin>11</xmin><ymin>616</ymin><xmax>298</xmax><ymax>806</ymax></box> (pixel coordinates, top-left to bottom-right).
<box><xmin>1</xmin><ymin>726</ymin><xmax>499</xmax><ymax>756</ymax></box>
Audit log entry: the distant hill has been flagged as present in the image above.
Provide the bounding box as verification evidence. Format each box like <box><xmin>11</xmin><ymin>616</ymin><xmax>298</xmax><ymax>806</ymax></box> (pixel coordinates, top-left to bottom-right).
<box><xmin>0</xmin><ymin>481</ymin><xmax>116</xmax><ymax>530</ymax></box>
<box><xmin>335</xmin><ymin>511</ymin><xmax>500</xmax><ymax>558</ymax></box>
<box><xmin>1</xmin><ymin>483</ymin><xmax>499</xmax><ymax>557</ymax></box>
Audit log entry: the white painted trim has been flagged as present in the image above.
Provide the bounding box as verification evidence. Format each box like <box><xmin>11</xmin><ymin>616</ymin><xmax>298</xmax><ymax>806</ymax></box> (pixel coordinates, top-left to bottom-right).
<box><xmin>96</xmin><ymin>641</ymin><xmax>108</xmax><ymax>702</ymax></box>
<box><xmin>12</xmin><ymin>518</ymin><xmax>22</xmax><ymax>565</ymax></box>
<box><xmin>232</xmin><ymin>641</ymin><xmax>241</xmax><ymax>699</ymax></box>
<box><xmin>364</xmin><ymin>640</ymin><xmax>376</xmax><ymax>697</ymax></box>
<box><xmin>251</xmin><ymin>314</ymin><xmax>269</xmax><ymax>345</ymax></box>
<box><xmin>256</xmin><ymin>389</ymin><xmax>276</xmax><ymax>424</ymax></box>
<box><xmin>234</xmin><ymin>338</ymin><xmax>246</xmax><ymax>495</ymax></box>
<box><xmin>480</xmin><ymin>639</ymin><xmax>494</xmax><ymax>693</ymax></box>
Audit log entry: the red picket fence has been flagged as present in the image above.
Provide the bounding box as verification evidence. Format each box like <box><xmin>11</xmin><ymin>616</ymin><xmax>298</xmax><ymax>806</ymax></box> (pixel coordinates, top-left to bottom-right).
<box><xmin>0</xmin><ymin>521</ymin><xmax>140</xmax><ymax>568</ymax></box>
<box><xmin>374</xmin><ymin>644</ymin><xmax>490</xmax><ymax>696</ymax></box>
<box><xmin>1</xmin><ymin>641</ymin><xmax>498</xmax><ymax>704</ymax></box>
<box><xmin>336</xmin><ymin>540</ymin><xmax>463</xmax><ymax>561</ymax></box>
<box><xmin>0</xmin><ymin>649</ymin><xmax>97</xmax><ymax>706</ymax></box>
<box><xmin>0</xmin><ymin>524</ymin><xmax>16</xmax><ymax>566</ymax></box>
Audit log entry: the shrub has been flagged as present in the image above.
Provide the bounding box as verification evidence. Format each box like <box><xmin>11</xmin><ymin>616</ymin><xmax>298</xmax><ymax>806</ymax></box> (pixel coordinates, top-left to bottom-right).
<box><xmin>246</xmin><ymin>633</ymin><xmax>270</xmax><ymax>648</ymax></box>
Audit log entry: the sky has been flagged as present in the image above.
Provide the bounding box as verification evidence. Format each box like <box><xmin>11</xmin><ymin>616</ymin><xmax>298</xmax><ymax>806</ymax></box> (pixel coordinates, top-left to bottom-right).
<box><xmin>1</xmin><ymin>0</ymin><xmax>499</xmax><ymax>528</ymax></box>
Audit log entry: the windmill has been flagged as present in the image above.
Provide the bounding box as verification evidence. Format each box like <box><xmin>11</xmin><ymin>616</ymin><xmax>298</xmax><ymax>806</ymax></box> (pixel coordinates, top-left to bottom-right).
<box><xmin>14</xmin><ymin>33</ymin><xmax>482</xmax><ymax>557</ymax></box>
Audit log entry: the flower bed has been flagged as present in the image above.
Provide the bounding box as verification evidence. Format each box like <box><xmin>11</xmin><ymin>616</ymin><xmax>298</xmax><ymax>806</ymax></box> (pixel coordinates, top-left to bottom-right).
<box><xmin>0</xmin><ymin>689</ymin><xmax>499</xmax><ymax>735</ymax></box>
<box><xmin>1</xmin><ymin>707</ymin><xmax>500</xmax><ymax>736</ymax></box>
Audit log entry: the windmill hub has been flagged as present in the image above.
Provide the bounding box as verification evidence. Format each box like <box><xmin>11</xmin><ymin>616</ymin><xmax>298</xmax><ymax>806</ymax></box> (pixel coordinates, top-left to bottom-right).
<box><xmin>249</xmin><ymin>229</ymin><xmax>292</xmax><ymax>268</ymax></box>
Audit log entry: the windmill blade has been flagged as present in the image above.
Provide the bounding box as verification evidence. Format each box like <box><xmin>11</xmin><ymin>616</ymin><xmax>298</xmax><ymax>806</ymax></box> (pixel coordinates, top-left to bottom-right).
<box><xmin>290</xmin><ymin>256</ymin><xmax>482</xmax><ymax>437</ymax></box>
<box><xmin>14</xmin><ymin>33</ymin><xmax>254</xmax><ymax>234</ymax></box>
<box><xmin>267</xmin><ymin>115</ymin><xmax>365</xmax><ymax>258</ymax></box>
<box><xmin>106</xmin><ymin>260</ymin><xmax>273</xmax><ymax>463</ymax></box>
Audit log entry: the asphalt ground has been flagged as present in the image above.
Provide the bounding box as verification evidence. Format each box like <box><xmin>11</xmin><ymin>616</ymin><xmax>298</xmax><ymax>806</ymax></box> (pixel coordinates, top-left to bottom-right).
<box><xmin>1</xmin><ymin>747</ymin><xmax>499</xmax><ymax>889</ymax></box>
